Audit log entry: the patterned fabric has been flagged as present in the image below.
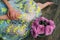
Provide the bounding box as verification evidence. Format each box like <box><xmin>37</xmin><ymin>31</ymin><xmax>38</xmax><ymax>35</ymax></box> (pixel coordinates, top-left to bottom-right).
<box><xmin>8</xmin><ymin>0</ymin><xmax>42</xmax><ymax>22</ymax></box>
<box><xmin>0</xmin><ymin>0</ymin><xmax>42</xmax><ymax>40</ymax></box>
<box><xmin>0</xmin><ymin>1</ymin><xmax>8</xmax><ymax>16</ymax></box>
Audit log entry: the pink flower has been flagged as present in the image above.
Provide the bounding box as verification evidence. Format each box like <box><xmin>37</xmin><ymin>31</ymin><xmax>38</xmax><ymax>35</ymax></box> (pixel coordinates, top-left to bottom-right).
<box><xmin>37</xmin><ymin>25</ymin><xmax>44</xmax><ymax>34</ymax></box>
<box><xmin>49</xmin><ymin>20</ymin><xmax>55</xmax><ymax>29</ymax></box>
<box><xmin>45</xmin><ymin>25</ymin><xmax>54</xmax><ymax>35</ymax></box>
<box><xmin>31</xmin><ymin>17</ymin><xmax>55</xmax><ymax>38</ymax></box>
<box><xmin>31</xmin><ymin>29</ymin><xmax>38</xmax><ymax>38</ymax></box>
<box><xmin>39</xmin><ymin>17</ymin><xmax>48</xmax><ymax>22</ymax></box>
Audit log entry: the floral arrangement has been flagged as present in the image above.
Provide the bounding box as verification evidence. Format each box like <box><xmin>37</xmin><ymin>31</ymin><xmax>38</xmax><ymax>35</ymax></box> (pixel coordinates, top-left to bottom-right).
<box><xmin>31</xmin><ymin>17</ymin><xmax>55</xmax><ymax>38</ymax></box>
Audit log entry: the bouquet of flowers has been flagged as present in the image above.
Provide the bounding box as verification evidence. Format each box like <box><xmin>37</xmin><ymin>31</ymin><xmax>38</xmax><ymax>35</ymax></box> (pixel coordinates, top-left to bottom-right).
<box><xmin>31</xmin><ymin>17</ymin><xmax>55</xmax><ymax>38</ymax></box>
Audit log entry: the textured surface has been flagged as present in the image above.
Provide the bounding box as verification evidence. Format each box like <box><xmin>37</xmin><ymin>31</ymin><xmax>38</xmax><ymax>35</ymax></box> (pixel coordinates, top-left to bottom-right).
<box><xmin>34</xmin><ymin>0</ymin><xmax>60</xmax><ymax>40</ymax></box>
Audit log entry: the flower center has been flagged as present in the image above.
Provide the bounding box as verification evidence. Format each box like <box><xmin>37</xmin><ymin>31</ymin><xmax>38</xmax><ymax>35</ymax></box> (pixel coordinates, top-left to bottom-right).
<box><xmin>39</xmin><ymin>20</ymin><xmax>50</xmax><ymax>26</ymax></box>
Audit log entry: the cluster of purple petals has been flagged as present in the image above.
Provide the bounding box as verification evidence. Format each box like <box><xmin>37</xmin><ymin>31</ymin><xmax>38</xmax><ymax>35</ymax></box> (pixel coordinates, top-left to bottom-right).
<box><xmin>31</xmin><ymin>17</ymin><xmax>55</xmax><ymax>38</ymax></box>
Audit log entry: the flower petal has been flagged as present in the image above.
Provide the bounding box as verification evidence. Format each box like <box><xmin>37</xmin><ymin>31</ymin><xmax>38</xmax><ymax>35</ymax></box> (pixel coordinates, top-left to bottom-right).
<box><xmin>45</xmin><ymin>25</ymin><xmax>54</xmax><ymax>35</ymax></box>
<box><xmin>37</xmin><ymin>25</ymin><xmax>44</xmax><ymax>34</ymax></box>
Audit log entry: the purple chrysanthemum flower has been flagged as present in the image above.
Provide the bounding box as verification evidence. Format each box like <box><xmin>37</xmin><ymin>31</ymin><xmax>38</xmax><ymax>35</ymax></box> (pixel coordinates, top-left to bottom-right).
<box><xmin>31</xmin><ymin>17</ymin><xmax>55</xmax><ymax>38</ymax></box>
